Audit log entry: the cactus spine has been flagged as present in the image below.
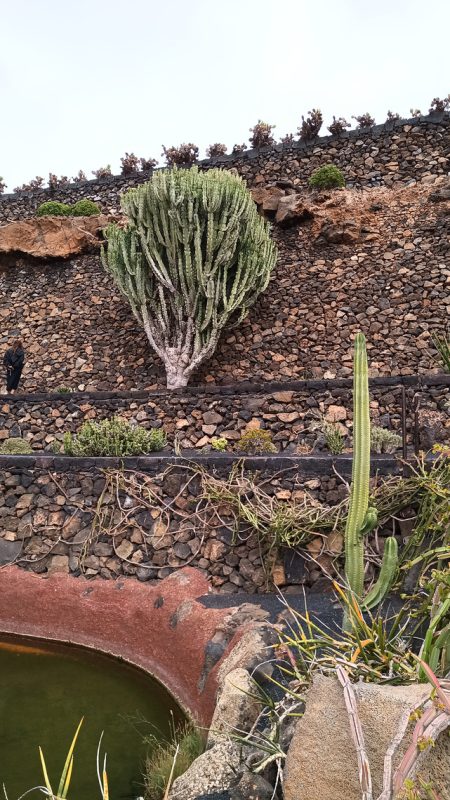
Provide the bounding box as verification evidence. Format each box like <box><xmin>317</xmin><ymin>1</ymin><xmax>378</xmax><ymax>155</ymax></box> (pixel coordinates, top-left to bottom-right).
<box><xmin>344</xmin><ymin>333</ymin><xmax>398</xmax><ymax>621</ymax></box>
<box><xmin>102</xmin><ymin>167</ymin><xmax>277</xmax><ymax>388</ymax></box>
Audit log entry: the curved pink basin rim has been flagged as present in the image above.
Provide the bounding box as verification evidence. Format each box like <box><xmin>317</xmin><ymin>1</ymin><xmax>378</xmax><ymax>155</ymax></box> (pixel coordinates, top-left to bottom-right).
<box><xmin>0</xmin><ymin>566</ymin><xmax>238</xmax><ymax>725</ymax></box>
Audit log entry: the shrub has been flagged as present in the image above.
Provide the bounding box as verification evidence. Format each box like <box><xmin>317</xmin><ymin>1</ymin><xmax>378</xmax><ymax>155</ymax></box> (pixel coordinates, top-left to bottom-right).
<box><xmin>48</xmin><ymin>173</ymin><xmax>70</xmax><ymax>190</ymax></box>
<box><xmin>120</xmin><ymin>152</ymin><xmax>140</xmax><ymax>175</ymax></box>
<box><xmin>235</xmin><ymin>428</ymin><xmax>276</xmax><ymax>455</ymax></box>
<box><xmin>211</xmin><ymin>437</ymin><xmax>228</xmax><ymax>452</ymax></box>
<box><xmin>327</xmin><ymin>116</ymin><xmax>351</xmax><ymax>135</ymax></box>
<box><xmin>161</xmin><ymin>143</ymin><xmax>199</xmax><ymax>167</ymax></box>
<box><xmin>370</xmin><ymin>426</ymin><xmax>402</xmax><ymax>454</ymax></box>
<box><xmin>429</xmin><ymin>95</ymin><xmax>450</xmax><ymax>113</ymax></box>
<box><xmin>280</xmin><ymin>133</ymin><xmax>295</xmax><ymax>145</ymax></box>
<box><xmin>298</xmin><ymin>108</ymin><xmax>323</xmax><ymax>141</ymax></box>
<box><xmin>36</xmin><ymin>201</ymin><xmax>72</xmax><ymax>217</ymax></box>
<box><xmin>0</xmin><ymin>438</ymin><xmax>33</xmax><ymax>455</ymax></box>
<box><xmin>410</xmin><ymin>108</ymin><xmax>422</xmax><ymax>118</ymax></box>
<box><xmin>0</xmin><ymin>177</ymin><xmax>7</xmax><ymax>194</ymax></box>
<box><xmin>352</xmin><ymin>113</ymin><xmax>375</xmax><ymax>129</ymax></box>
<box><xmin>322</xmin><ymin>422</ymin><xmax>345</xmax><ymax>454</ymax></box>
<box><xmin>309</xmin><ymin>164</ymin><xmax>345</xmax><ymax>190</ymax></box>
<box><xmin>385</xmin><ymin>110</ymin><xmax>400</xmax><ymax>122</ymax></box>
<box><xmin>206</xmin><ymin>143</ymin><xmax>227</xmax><ymax>158</ymax></box>
<box><xmin>144</xmin><ymin>722</ymin><xmax>204</xmax><ymax>800</ymax></box>
<box><xmin>140</xmin><ymin>157</ymin><xmax>158</xmax><ymax>171</ymax></box>
<box><xmin>56</xmin><ymin>386</ymin><xmax>72</xmax><ymax>394</ymax></box>
<box><xmin>71</xmin><ymin>199</ymin><xmax>101</xmax><ymax>217</ymax></box>
<box><xmin>72</xmin><ymin>169</ymin><xmax>88</xmax><ymax>183</ymax></box>
<box><xmin>13</xmin><ymin>176</ymin><xmax>45</xmax><ymax>193</ymax></box>
<box><xmin>61</xmin><ymin>418</ymin><xmax>166</xmax><ymax>456</ymax></box>
<box><xmin>232</xmin><ymin>143</ymin><xmax>247</xmax><ymax>154</ymax></box>
<box><xmin>92</xmin><ymin>165</ymin><xmax>112</xmax><ymax>179</ymax></box>
<box><xmin>249</xmin><ymin>120</ymin><xmax>276</xmax><ymax>148</ymax></box>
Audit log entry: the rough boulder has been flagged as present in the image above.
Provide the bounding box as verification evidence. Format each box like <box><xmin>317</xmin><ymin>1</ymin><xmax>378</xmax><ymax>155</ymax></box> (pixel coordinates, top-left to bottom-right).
<box><xmin>0</xmin><ymin>215</ymin><xmax>110</xmax><ymax>260</ymax></box>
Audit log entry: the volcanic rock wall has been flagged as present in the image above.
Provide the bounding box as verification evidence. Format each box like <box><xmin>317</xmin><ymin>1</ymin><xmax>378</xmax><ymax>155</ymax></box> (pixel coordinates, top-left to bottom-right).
<box><xmin>0</xmin><ymin>113</ymin><xmax>448</xmax><ymax>222</ymax></box>
<box><xmin>0</xmin><ymin>179</ymin><xmax>448</xmax><ymax>390</ymax></box>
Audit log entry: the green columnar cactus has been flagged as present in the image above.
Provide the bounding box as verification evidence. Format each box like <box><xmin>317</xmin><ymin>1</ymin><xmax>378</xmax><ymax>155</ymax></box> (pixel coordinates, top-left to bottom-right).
<box><xmin>102</xmin><ymin>167</ymin><xmax>277</xmax><ymax>388</ymax></box>
<box><xmin>344</xmin><ymin>333</ymin><xmax>398</xmax><ymax>620</ymax></box>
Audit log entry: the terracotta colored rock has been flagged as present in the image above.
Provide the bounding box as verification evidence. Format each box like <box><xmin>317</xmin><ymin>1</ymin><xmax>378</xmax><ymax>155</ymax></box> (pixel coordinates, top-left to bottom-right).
<box><xmin>251</xmin><ymin>185</ymin><xmax>284</xmax><ymax>212</ymax></box>
<box><xmin>0</xmin><ymin>215</ymin><xmax>110</xmax><ymax>260</ymax></box>
<box><xmin>275</xmin><ymin>194</ymin><xmax>314</xmax><ymax>226</ymax></box>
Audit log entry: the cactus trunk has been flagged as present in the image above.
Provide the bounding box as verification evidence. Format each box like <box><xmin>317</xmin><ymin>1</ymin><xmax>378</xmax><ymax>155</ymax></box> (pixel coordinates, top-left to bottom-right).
<box><xmin>344</xmin><ymin>332</ymin><xmax>370</xmax><ymax>600</ymax></box>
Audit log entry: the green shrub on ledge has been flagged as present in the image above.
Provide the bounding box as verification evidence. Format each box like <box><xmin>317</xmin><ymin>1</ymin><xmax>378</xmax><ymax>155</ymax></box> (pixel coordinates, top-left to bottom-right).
<box><xmin>36</xmin><ymin>199</ymin><xmax>101</xmax><ymax>218</ymax></box>
<box><xmin>61</xmin><ymin>418</ymin><xmax>166</xmax><ymax>457</ymax></box>
<box><xmin>235</xmin><ymin>428</ymin><xmax>276</xmax><ymax>455</ymax></box>
<box><xmin>71</xmin><ymin>199</ymin><xmax>101</xmax><ymax>216</ymax></box>
<box><xmin>309</xmin><ymin>164</ymin><xmax>345</xmax><ymax>189</ymax></box>
<box><xmin>0</xmin><ymin>438</ymin><xmax>33</xmax><ymax>455</ymax></box>
<box><xmin>36</xmin><ymin>201</ymin><xmax>72</xmax><ymax>217</ymax></box>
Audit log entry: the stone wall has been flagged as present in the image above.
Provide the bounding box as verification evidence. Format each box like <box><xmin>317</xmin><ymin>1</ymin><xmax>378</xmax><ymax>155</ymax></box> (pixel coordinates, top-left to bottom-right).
<box><xmin>0</xmin><ymin>454</ymin><xmax>400</xmax><ymax>593</ymax></box>
<box><xmin>0</xmin><ymin>175</ymin><xmax>449</xmax><ymax>389</ymax></box>
<box><xmin>1</xmin><ymin>376</ymin><xmax>449</xmax><ymax>452</ymax></box>
<box><xmin>0</xmin><ymin>114</ymin><xmax>448</xmax><ymax>222</ymax></box>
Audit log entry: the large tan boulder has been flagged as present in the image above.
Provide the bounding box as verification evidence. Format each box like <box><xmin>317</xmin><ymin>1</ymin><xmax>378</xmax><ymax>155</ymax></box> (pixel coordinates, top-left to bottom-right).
<box><xmin>0</xmin><ymin>215</ymin><xmax>110</xmax><ymax>259</ymax></box>
<box><xmin>284</xmin><ymin>674</ymin><xmax>449</xmax><ymax>800</ymax></box>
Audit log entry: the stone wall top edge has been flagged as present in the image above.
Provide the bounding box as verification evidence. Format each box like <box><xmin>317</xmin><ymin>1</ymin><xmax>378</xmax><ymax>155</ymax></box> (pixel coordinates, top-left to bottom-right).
<box><xmin>0</xmin><ymin>373</ymin><xmax>448</xmax><ymax>405</ymax></box>
<box><xmin>0</xmin><ymin>112</ymin><xmax>448</xmax><ymax>202</ymax></box>
<box><xmin>0</xmin><ymin>452</ymin><xmax>400</xmax><ymax>475</ymax></box>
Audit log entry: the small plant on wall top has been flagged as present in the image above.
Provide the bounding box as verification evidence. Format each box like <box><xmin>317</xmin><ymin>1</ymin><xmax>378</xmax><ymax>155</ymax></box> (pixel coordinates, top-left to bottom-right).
<box><xmin>231</xmin><ymin>143</ymin><xmax>247</xmax><ymax>154</ymax></box>
<box><xmin>161</xmin><ymin>143</ymin><xmax>199</xmax><ymax>167</ymax></box>
<box><xmin>140</xmin><ymin>157</ymin><xmax>158</xmax><ymax>171</ymax></box>
<box><xmin>102</xmin><ymin>167</ymin><xmax>277</xmax><ymax>388</ymax></box>
<box><xmin>352</xmin><ymin>112</ymin><xmax>375</xmax><ymax>129</ymax></box>
<box><xmin>0</xmin><ymin>176</ymin><xmax>6</xmax><ymax>193</ymax></box>
<box><xmin>13</xmin><ymin>176</ymin><xmax>45</xmax><ymax>193</ymax></box>
<box><xmin>298</xmin><ymin>108</ymin><xmax>323</xmax><ymax>141</ymax></box>
<box><xmin>309</xmin><ymin>164</ymin><xmax>345</xmax><ymax>189</ymax></box>
<box><xmin>327</xmin><ymin>116</ymin><xmax>351</xmax><ymax>135</ymax></box>
<box><xmin>429</xmin><ymin>95</ymin><xmax>450</xmax><ymax>113</ymax></box>
<box><xmin>92</xmin><ymin>165</ymin><xmax>112</xmax><ymax>179</ymax></box>
<box><xmin>249</xmin><ymin>121</ymin><xmax>276</xmax><ymax>148</ymax></box>
<box><xmin>206</xmin><ymin>143</ymin><xmax>227</xmax><ymax>158</ymax></box>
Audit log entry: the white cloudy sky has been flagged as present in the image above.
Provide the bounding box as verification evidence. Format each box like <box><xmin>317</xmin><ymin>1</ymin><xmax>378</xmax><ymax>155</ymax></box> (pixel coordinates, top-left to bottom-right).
<box><xmin>1</xmin><ymin>0</ymin><xmax>449</xmax><ymax>188</ymax></box>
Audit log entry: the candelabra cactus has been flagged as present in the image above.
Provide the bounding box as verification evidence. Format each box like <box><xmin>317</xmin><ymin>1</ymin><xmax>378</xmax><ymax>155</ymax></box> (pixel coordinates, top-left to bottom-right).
<box><xmin>344</xmin><ymin>333</ymin><xmax>398</xmax><ymax>622</ymax></box>
<box><xmin>102</xmin><ymin>167</ymin><xmax>277</xmax><ymax>388</ymax></box>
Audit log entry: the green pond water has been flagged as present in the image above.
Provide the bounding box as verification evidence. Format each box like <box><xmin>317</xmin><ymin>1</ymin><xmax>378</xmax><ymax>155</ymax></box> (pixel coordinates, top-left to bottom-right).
<box><xmin>0</xmin><ymin>637</ymin><xmax>183</xmax><ymax>800</ymax></box>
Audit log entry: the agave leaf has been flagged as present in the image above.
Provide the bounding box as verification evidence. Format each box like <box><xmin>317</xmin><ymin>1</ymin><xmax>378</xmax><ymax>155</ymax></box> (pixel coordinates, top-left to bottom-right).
<box><xmin>38</xmin><ymin>748</ymin><xmax>54</xmax><ymax>799</ymax></box>
<box><xmin>57</xmin><ymin>718</ymin><xmax>83</xmax><ymax>799</ymax></box>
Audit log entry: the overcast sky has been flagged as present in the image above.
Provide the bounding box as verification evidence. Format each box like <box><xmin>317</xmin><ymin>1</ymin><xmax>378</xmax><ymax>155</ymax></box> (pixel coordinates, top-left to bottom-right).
<box><xmin>1</xmin><ymin>0</ymin><xmax>449</xmax><ymax>189</ymax></box>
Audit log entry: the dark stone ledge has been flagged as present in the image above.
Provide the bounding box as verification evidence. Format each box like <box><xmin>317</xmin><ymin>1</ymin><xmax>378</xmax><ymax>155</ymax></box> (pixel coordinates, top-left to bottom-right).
<box><xmin>0</xmin><ymin>373</ymin><xmax>448</xmax><ymax>405</ymax></box>
<box><xmin>0</xmin><ymin>452</ymin><xmax>401</xmax><ymax>476</ymax></box>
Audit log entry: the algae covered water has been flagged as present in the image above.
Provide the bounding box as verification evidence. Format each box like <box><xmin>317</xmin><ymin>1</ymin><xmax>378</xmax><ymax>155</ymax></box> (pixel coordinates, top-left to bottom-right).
<box><xmin>0</xmin><ymin>637</ymin><xmax>183</xmax><ymax>800</ymax></box>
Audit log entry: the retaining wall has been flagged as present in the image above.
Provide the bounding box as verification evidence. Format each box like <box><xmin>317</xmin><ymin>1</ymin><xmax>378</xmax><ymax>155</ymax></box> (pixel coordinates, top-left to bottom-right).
<box><xmin>1</xmin><ymin>376</ymin><xmax>449</xmax><ymax>451</ymax></box>
<box><xmin>0</xmin><ymin>453</ymin><xmax>402</xmax><ymax>594</ymax></box>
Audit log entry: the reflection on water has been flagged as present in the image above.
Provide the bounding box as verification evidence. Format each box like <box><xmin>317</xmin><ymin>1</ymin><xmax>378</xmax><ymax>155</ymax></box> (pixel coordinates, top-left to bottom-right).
<box><xmin>0</xmin><ymin>637</ymin><xmax>182</xmax><ymax>800</ymax></box>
